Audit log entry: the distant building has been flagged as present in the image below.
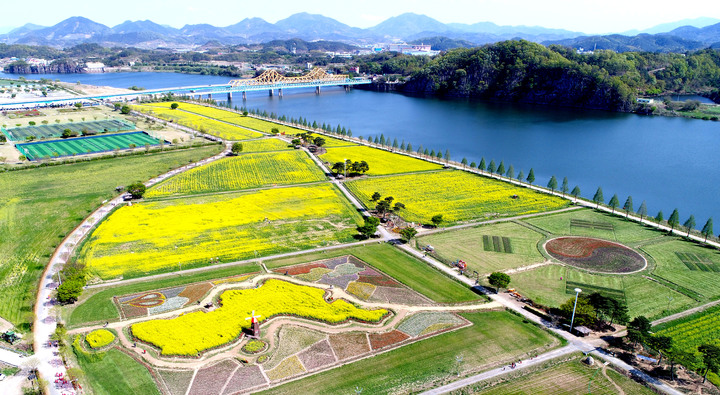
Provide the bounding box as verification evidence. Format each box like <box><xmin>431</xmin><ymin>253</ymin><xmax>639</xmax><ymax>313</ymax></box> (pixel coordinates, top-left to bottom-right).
<box><xmin>636</xmin><ymin>98</ymin><xmax>655</xmax><ymax>104</ymax></box>
<box><xmin>384</xmin><ymin>43</ymin><xmax>439</xmax><ymax>56</ymax></box>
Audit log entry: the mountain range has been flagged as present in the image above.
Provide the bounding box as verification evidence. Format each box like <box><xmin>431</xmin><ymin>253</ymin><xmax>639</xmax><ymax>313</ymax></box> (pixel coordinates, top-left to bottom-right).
<box><xmin>0</xmin><ymin>13</ymin><xmax>719</xmax><ymax>52</ymax></box>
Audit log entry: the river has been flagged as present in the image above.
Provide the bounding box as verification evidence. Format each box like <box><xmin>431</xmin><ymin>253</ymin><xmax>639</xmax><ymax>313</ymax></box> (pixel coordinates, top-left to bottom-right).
<box><xmin>4</xmin><ymin>71</ymin><xmax>718</xmax><ymax>227</ymax></box>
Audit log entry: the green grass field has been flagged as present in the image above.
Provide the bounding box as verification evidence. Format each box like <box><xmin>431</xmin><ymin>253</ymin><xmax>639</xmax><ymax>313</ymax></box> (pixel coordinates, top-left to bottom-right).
<box><xmin>346</xmin><ymin>170</ymin><xmax>570</xmax><ymax>225</ymax></box>
<box><xmin>418</xmin><ymin>221</ymin><xmax>546</xmax><ymax>274</ymax></box>
<box><xmin>3</xmin><ymin>118</ymin><xmax>135</xmax><ymax>141</ymax></box>
<box><xmin>266</xmin><ymin>243</ymin><xmax>481</xmax><ymax>304</ymax></box>
<box><xmin>74</xmin><ymin>347</ymin><xmax>160</xmax><ymax>395</ymax></box>
<box><xmin>263</xmin><ymin>311</ymin><xmax>560</xmax><ymax>394</ymax></box>
<box><xmin>0</xmin><ymin>145</ymin><xmax>222</xmax><ymax>327</ymax></box>
<box><xmin>15</xmin><ymin>132</ymin><xmax>162</xmax><ymax>161</ymax></box>
<box><xmin>145</xmin><ymin>150</ymin><xmax>327</xmax><ymax>197</ymax></box>
<box><xmin>320</xmin><ymin>145</ymin><xmax>443</xmax><ymax>175</ymax></box>
<box><xmin>475</xmin><ymin>354</ymin><xmax>654</xmax><ymax>394</ymax></box>
<box><xmin>524</xmin><ymin>209</ymin><xmax>664</xmax><ymax>245</ymax></box>
<box><xmin>643</xmin><ymin>240</ymin><xmax>720</xmax><ymax>301</ymax></box>
<box><xmin>67</xmin><ymin>263</ymin><xmax>260</xmax><ymax>327</ymax></box>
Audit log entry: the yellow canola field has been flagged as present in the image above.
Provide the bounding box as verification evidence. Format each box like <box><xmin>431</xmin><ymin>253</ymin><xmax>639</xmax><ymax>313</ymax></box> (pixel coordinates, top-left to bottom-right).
<box><xmin>131</xmin><ymin>279</ymin><xmax>388</xmax><ymax>355</ymax></box>
<box><xmin>133</xmin><ymin>105</ymin><xmax>262</xmax><ymax>141</ymax></box>
<box><xmin>239</xmin><ymin>138</ymin><xmax>292</xmax><ymax>153</ymax></box>
<box><xmin>320</xmin><ymin>145</ymin><xmax>443</xmax><ymax>176</ymax></box>
<box><xmin>143</xmin><ymin>102</ymin><xmax>356</xmax><ymax>146</ymax></box>
<box><xmin>79</xmin><ymin>184</ymin><xmax>362</xmax><ymax>279</ymax></box>
<box><xmin>346</xmin><ymin>170</ymin><xmax>569</xmax><ymax>225</ymax></box>
<box><xmin>146</xmin><ymin>150</ymin><xmax>326</xmax><ymax>197</ymax></box>
<box><xmin>85</xmin><ymin>329</ymin><xmax>115</xmax><ymax>348</ymax></box>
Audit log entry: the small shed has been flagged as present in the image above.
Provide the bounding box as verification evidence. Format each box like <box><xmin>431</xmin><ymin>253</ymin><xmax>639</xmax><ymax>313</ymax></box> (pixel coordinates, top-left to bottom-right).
<box><xmin>573</xmin><ymin>326</ymin><xmax>592</xmax><ymax>337</ymax></box>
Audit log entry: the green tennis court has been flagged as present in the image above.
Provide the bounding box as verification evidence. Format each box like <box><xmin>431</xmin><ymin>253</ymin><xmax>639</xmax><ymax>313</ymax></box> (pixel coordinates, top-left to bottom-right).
<box><xmin>16</xmin><ymin>132</ymin><xmax>164</xmax><ymax>161</ymax></box>
<box><xmin>2</xmin><ymin>119</ymin><xmax>135</xmax><ymax>141</ymax></box>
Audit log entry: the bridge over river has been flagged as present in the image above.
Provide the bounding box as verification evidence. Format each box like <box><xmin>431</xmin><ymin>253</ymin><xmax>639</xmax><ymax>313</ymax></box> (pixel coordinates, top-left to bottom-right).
<box><xmin>0</xmin><ymin>68</ymin><xmax>371</xmax><ymax>109</ymax></box>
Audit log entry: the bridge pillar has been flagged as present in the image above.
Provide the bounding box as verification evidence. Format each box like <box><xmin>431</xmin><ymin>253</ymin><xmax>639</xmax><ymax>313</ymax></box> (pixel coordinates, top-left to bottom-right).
<box><xmin>207</xmin><ymin>93</ymin><xmax>212</xmax><ymax>100</ymax></box>
<box><xmin>345</xmin><ymin>85</ymin><xmax>350</xmax><ymax>92</ymax></box>
<box><xmin>269</xmin><ymin>89</ymin><xmax>274</xmax><ymax>97</ymax></box>
<box><xmin>279</xmin><ymin>89</ymin><xmax>283</xmax><ymax>97</ymax></box>
<box><xmin>315</xmin><ymin>86</ymin><xmax>321</xmax><ymax>95</ymax></box>
<box><xmin>227</xmin><ymin>92</ymin><xmax>232</xmax><ymax>101</ymax></box>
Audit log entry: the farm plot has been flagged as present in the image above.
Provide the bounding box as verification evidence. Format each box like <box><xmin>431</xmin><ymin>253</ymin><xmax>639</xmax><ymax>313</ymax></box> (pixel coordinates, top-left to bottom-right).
<box><xmin>476</xmin><ymin>355</ymin><xmax>654</xmax><ymax>395</ymax></box>
<box><xmin>15</xmin><ymin>131</ymin><xmax>162</xmax><ymax>161</ymax></box>
<box><xmin>240</xmin><ymin>138</ymin><xmax>293</xmax><ymax>153</ymax></box>
<box><xmin>346</xmin><ymin>170</ymin><xmax>569</xmax><ymax>225</ymax></box>
<box><xmin>131</xmin><ymin>279</ymin><xmax>389</xmax><ymax>355</ymax></box>
<box><xmin>145</xmin><ymin>150</ymin><xmax>327</xmax><ymax>197</ymax></box>
<box><xmin>418</xmin><ymin>222</ymin><xmax>545</xmax><ymax>274</ymax></box>
<box><xmin>545</xmin><ymin>237</ymin><xmax>646</xmax><ymax>273</ymax></box>
<box><xmin>644</xmin><ymin>240</ymin><xmax>720</xmax><ymax>300</ymax></box>
<box><xmin>320</xmin><ymin>145</ymin><xmax>442</xmax><ymax>175</ymax></box>
<box><xmin>2</xmin><ymin>118</ymin><xmax>134</xmax><ymax>141</ymax></box>
<box><xmin>134</xmin><ymin>105</ymin><xmax>262</xmax><ymax>140</ymax></box>
<box><xmin>77</xmin><ymin>183</ymin><xmax>363</xmax><ymax>279</ymax></box>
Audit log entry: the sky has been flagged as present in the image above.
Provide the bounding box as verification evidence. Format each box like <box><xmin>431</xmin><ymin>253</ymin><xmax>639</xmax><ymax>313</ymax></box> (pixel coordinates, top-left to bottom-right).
<box><xmin>0</xmin><ymin>0</ymin><xmax>718</xmax><ymax>34</ymax></box>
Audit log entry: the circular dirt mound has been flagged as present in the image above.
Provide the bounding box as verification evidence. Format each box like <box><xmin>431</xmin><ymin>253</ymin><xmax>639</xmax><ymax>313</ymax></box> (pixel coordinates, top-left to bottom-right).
<box><xmin>545</xmin><ymin>237</ymin><xmax>646</xmax><ymax>273</ymax></box>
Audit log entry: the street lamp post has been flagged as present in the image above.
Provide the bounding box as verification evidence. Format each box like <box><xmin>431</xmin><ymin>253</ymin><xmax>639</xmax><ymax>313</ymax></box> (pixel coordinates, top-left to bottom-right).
<box><xmin>569</xmin><ymin>287</ymin><xmax>582</xmax><ymax>335</ymax></box>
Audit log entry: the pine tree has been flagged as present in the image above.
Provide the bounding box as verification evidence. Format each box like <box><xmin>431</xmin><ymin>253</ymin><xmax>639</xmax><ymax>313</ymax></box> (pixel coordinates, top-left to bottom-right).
<box><xmin>637</xmin><ymin>201</ymin><xmax>648</xmax><ymax>222</ymax></box>
<box><xmin>497</xmin><ymin>161</ymin><xmax>505</xmax><ymax>175</ymax></box>
<box><xmin>347</xmin><ymin>129</ymin><xmax>352</xmax><ymax>137</ymax></box>
<box><xmin>608</xmin><ymin>194</ymin><xmax>620</xmax><ymax>213</ymax></box>
<box><xmin>593</xmin><ymin>187</ymin><xmax>604</xmax><ymax>207</ymax></box>
<box><xmin>392</xmin><ymin>138</ymin><xmax>399</xmax><ymax>149</ymax></box>
<box><xmin>488</xmin><ymin>160</ymin><xmax>496</xmax><ymax>173</ymax></box>
<box><xmin>461</xmin><ymin>158</ymin><xmax>468</xmax><ymax>168</ymax></box>
<box><xmin>423</xmin><ymin>148</ymin><xmax>429</xmax><ymax>156</ymax></box>
<box><xmin>517</xmin><ymin>170</ymin><xmax>525</xmax><ymax>182</ymax></box>
<box><xmin>506</xmin><ymin>165</ymin><xmax>514</xmax><ymax>179</ymax></box>
<box><xmin>526</xmin><ymin>168</ymin><xmax>535</xmax><ymax>184</ymax></box>
<box><xmin>623</xmin><ymin>196</ymin><xmax>634</xmax><ymax>217</ymax></box>
<box><xmin>379</xmin><ymin>134</ymin><xmax>386</xmax><ymax>146</ymax></box>
<box><xmin>400</xmin><ymin>141</ymin><xmax>406</xmax><ymax>151</ymax></box>
<box><xmin>684</xmin><ymin>215</ymin><xmax>696</xmax><ymax>237</ymax></box>
<box><xmin>373</xmin><ymin>136</ymin><xmax>379</xmax><ymax>144</ymax></box>
<box><xmin>547</xmin><ymin>175</ymin><xmax>558</xmax><ymax>193</ymax></box>
<box><xmin>656</xmin><ymin>210</ymin><xmax>664</xmax><ymax>223</ymax></box>
<box><xmin>561</xmin><ymin>177</ymin><xmax>569</xmax><ymax>196</ymax></box>
<box><xmin>479</xmin><ymin>158</ymin><xmax>486</xmax><ymax>172</ymax></box>
<box><xmin>571</xmin><ymin>186</ymin><xmax>581</xmax><ymax>200</ymax></box>
<box><xmin>406</xmin><ymin>143</ymin><xmax>412</xmax><ymax>152</ymax></box>
<box><xmin>430</xmin><ymin>149</ymin><xmax>435</xmax><ymax>157</ymax></box>
<box><xmin>668</xmin><ymin>209</ymin><xmax>680</xmax><ymax>233</ymax></box>
<box><xmin>701</xmin><ymin>218</ymin><xmax>714</xmax><ymax>242</ymax></box>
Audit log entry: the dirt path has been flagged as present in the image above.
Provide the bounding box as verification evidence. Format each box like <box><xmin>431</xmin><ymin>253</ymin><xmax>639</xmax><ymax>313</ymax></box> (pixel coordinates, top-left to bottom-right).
<box><xmin>601</xmin><ymin>363</ymin><xmax>626</xmax><ymax>395</ymax></box>
<box><xmin>651</xmin><ymin>299</ymin><xmax>720</xmax><ymax>326</ymax></box>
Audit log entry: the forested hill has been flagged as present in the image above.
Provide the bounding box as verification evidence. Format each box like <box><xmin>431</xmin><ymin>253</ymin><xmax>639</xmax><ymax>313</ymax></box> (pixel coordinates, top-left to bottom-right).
<box><xmin>401</xmin><ymin>40</ymin><xmax>720</xmax><ymax>112</ymax></box>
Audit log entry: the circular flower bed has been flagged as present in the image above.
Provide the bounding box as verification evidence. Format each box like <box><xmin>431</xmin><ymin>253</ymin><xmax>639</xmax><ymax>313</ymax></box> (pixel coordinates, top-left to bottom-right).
<box><xmin>545</xmin><ymin>237</ymin><xmax>646</xmax><ymax>273</ymax></box>
<box><xmin>85</xmin><ymin>329</ymin><xmax>116</xmax><ymax>349</ymax></box>
<box><xmin>241</xmin><ymin>339</ymin><xmax>267</xmax><ymax>354</ymax></box>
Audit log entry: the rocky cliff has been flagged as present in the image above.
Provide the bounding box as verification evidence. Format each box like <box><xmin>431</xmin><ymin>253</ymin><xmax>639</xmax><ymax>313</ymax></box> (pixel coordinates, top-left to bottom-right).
<box><xmin>4</xmin><ymin>61</ymin><xmax>85</xmax><ymax>74</ymax></box>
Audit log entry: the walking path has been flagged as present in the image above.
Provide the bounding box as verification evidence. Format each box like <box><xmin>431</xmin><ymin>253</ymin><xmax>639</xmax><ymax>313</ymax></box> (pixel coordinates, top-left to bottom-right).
<box><xmin>32</xmin><ymin>143</ymin><xmax>231</xmax><ymax>395</ymax></box>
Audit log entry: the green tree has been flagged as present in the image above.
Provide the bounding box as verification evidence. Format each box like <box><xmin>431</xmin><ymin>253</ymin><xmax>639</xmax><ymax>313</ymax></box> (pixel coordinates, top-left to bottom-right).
<box><xmin>623</xmin><ymin>196</ymin><xmax>633</xmax><ymax>217</ymax></box>
<box><xmin>506</xmin><ymin>165</ymin><xmax>514</xmax><ymax>179</ymax></box>
<box><xmin>406</xmin><ymin>143</ymin><xmax>412</xmax><ymax>152</ymax></box>
<box><xmin>399</xmin><ymin>227</ymin><xmax>418</xmax><ymax>242</ymax></box>
<box><xmin>488</xmin><ymin>272</ymin><xmax>511</xmax><ymax>293</ymax></box>
<box><xmin>496</xmin><ymin>161</ymin><xmax>505</xmax><ymax>175</ymax></box>
<box><xmin>313</xmin><ymin>136</ymin><xmax>326</xmax><ymax>147</ymax></box>
<box><xmin>561</xmin><ymin>177</ymin><xmax>569</xmax><ymax>196</ymax></box>
<box><xmin>113</xmin><ymin>103</ymin><xmax>122</xmax><ymax>111</ymax></box>
<box><xmin>629</xmin><ymin>316</ymin><xmax>652</xmax><ymax>339</ymax></box>
<box><xmin>701</xmin><ymin>217</ymin><xmax>714</xmax><ymax>242</ymax></box>
<box><xmin>637</xmin><ymin>200</ymin><xmax>648</xmax><ymax>222</ymax></box>
<box><xmin>547</xmin><ymin>175</ymin><xmax>558</xmax><ymax>193</ymax></box>
<box><xmin>331</xmin><ymin>161</ymin><xmax>345</xmax><ymax>175</ymax></box>
<box><xmin>436</xmin><ymin>151</ymin><xmax>443</xmax><ymax>160</ymax></box>
<box><xmin>592</xmin><ymin>187</ymin><xmax>604</xmax><ymax>208</ymax></box>
<box><xmin>517</xmin><ymin>170</ymin><xmax>525</xmax><ymax>182</ymax></box>
<box><xmin>627</xmin><ymin>328</ymin><xmax>644</xmax><ymax>348</ymax></box>
<box><xmin>56</xmin><ymin>278</ymin><xmax>84</xmax><ymax>303</ymax></box>
<box><xmin>431</xmin><ymin>214</ymin><xmax>444</xmax><ymax>227</ymax></box>
<box><xmin>684</xmin><ymin>215</ymin><xmax>696</xmax><ymax>237</ymax></box>
<box><xmin>120</xmin><ymin>105</ymin><xmax>131</xmax><ymax>115</ymax></box>
<box><xmin>699</xmin><ymin>344</ymin><xmax>720</xmax><ymax>383</ymax></box>
<box><xmin>461</xmin><ymin>157</ymin><xmax>468</xmax><ymax>168</ymax></box>
<box><xmin>231</xmin><ymin>142</ymin><xmax>243</xmax><ymax>154</ymax></box>
<box><xmin>74</xmin><ymin>102</ymin><xmax>83</xmax><ymax>109</ymax></box>
<box><xmin>608</xmin><ymin>194</ymin><xmax>620</xmax><ymax>213</ymax></box>
<box><xmin>393</xmin><ymin>202</ymin><xmax>406</xmax><ymax>212</ymax></box>
<box><xmin>126</xmin><ymin>182</ymin><xmax>147</xmax><ymax>199</ymax></box>
<box><xmin>170</xmin><ymin>102</ymin><xmax>179</xmax><ymax>110</ymax></box>
<box><xmin>469</xmin><ymin>161</ymin><xmax>476</xmax><ymax>168</ymax></box>
<box><xmin>487</xmin><ymin>160</ymin><xmax>496</xmax><ymax>173</ymax></box>
<box><xmin>560</xmin><ymin>295</ymin><xmax>595</xmax><ymax>327</ymax></box>
<box><xmin>648</xmin><ymin>335</ymin><xmax>673</xmax><ymax>365</ymax></box>
<box><xmin>668</xmin><ymin>209</ymin><xmax>680</xmax><ymax>233</ymax></box>
<box><xmin>444</xmin><ymin>149</ymin><xmax>450</xmax><ymax>163</ymax></box>
<box><xmin>357</xmin><ymin>217</ymin><xmax>380</xmax><ymax>239</ymax></box>
<box><xmin>478</xmin><ymin>158</ymin><xmax>486</xmax><ymax>172</ymax></box>
<box><xmin>371</xmin><ymin>192</ymin><xmax>382</xmax><ymax>202</ymax></box>
<box><xmin>526</xmin><ymin>168</ymin><xmax>535</xmax><ymax>184</ymax></box>
<box><xmin>392</xmin><ymin>138</ymin><xmax>399</xmax><ymax>149</ymax></box>
<box><xmin>571</xmin><ymin>185</ymin><xmax>580</xmax><ymax>201</ymax></box>
<box><xmin>656</xmin><ymin>210</ymin><xmax>664</xmax><ymax>223</ymax></box>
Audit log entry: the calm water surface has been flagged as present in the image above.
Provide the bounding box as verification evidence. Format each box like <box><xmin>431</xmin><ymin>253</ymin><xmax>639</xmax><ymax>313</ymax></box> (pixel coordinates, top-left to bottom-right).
<box><xmin>7</xmin><ymin>71</ymin><xmax>718</xmax><ymax>226</ymax></box>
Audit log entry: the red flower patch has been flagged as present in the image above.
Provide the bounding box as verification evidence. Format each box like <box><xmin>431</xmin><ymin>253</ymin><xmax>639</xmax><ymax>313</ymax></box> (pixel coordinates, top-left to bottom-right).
<box><xmin>369</xmin><ymin>330</ymin><xmax>410</xmax><ymax>350</ymax></box>
<box><xmin>273</xmin><ymin>263</ymin><xmax>328</xmax><ymax>276</ymax></box>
